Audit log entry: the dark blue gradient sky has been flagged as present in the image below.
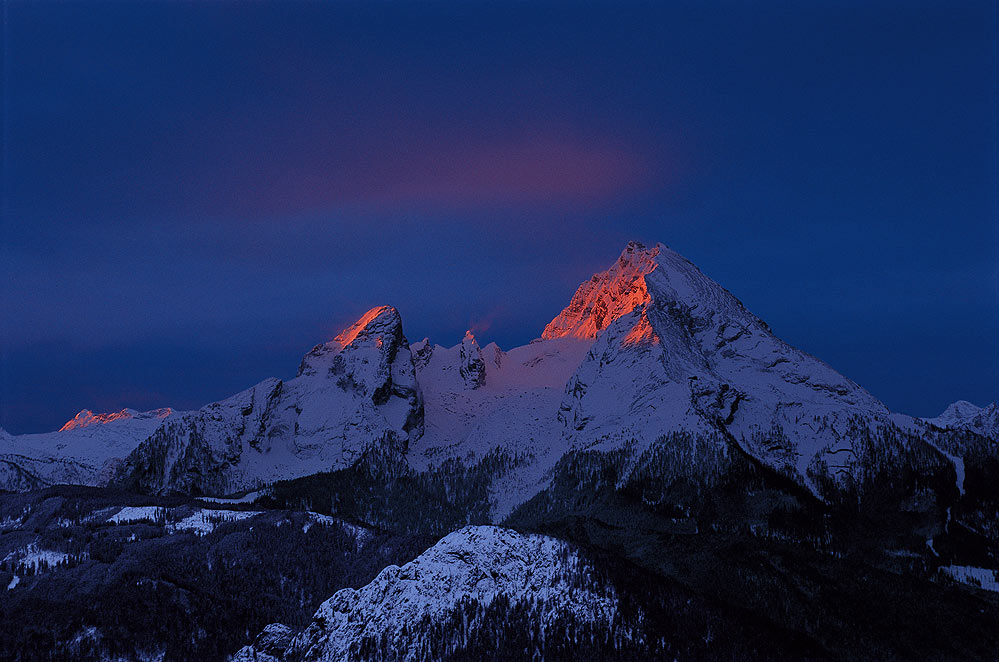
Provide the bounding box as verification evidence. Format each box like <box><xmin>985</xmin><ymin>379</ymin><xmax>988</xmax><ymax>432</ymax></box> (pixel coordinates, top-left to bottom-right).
<box><xmin>2</xmin><ymin>1</ymin><xmax>997</xmax><ymax>433</ymax></box>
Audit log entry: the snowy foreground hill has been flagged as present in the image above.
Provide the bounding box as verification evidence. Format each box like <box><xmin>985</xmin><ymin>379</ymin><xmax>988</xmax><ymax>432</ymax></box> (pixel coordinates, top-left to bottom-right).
<box><xmin>1</xmin><ymin>242</ymin><xmax>997</xmax><ymax>661</ymax></box>
<box><xmin>234</xmin><ymin>526</ymin><xmax>619</xmax><ymax>662</ymax></box>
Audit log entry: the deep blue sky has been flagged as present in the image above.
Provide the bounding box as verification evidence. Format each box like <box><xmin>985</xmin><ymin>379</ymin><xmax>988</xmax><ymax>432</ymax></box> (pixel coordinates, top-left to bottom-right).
<box><xmin>2</xmin><ymin>1</ymin><xmax>996</xmax><ymax>433</ymax></box>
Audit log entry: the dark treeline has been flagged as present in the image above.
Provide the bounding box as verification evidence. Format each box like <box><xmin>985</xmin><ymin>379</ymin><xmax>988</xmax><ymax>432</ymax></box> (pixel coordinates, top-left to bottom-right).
<box><xmin>0</xmin><ymin>490</ymin><xmax>432</xmax><ymax>662</ymax></box>
<box><xmin>265</xmin><ymin>446</ymin><xmax>526</xmax><ymax>536</ymax></box>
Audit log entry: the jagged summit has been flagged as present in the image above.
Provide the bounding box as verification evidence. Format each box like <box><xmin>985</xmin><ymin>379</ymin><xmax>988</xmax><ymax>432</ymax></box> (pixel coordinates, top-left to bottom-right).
<box><xmin>333</xmin><ymin>305</ymin><xmax>400</xmax><ymax>349</ymax></box>
<box><xmin>541</xmin><ymin>239</ymin><xmax>759</xmax><ymax>343</ymax></box>
<box><xmin>459</xmin><ymin>330</ymin><xmax>486</xmax><ymax>388</ymax></box>
<box><xmin>542</xmin><ymin>241</ymin><xmax>659</xmax><ymax>340</ymax></box>
<box><xmin>298</xmin><ymin>305</ymin><xmax>406</xmax><ymax>378</ymax></box>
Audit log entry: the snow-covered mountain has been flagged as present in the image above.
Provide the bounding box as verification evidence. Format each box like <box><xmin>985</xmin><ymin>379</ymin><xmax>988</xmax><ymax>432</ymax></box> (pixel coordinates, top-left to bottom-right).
<box><xmin>0</xmin><ymin>305</ymin><xmax>422</xmax><ymax>494</ymax></box>
<box><xmin>927</xmin><ymin>400</ymin><xmax>999</xmax><ymax>438</ymax></box>
<box><xmin>3</xmin><ymin>241</ymin><xmax>998</xmax><ymax>662</ymax></box>
<box><xmin>550</xmin><ymin>242</ymin><xmax>900</xmax><ymax>484</ymax></box>
<box><xmin>113</xmin><ymin>305</ymin><xmax>423</xmax><ymax>493</ymax></box>
<box><xmin>409</xmin><ymin>241</ymin><xmax>937</xmax><ymax>506</ymax></box>
<box><xmin>0</xmin><ymin>407</ymin><xmax>176</xmax><ymax>492</ymax></box>
<box><xmin>0</xmin><ymin>242</ymin><xmax>989</xmax><ymax>504</ymax></box>
<box><xmin>234</xmin><ymin>526</ymin><xmax>618</xmax><ymax>662</ymax></box>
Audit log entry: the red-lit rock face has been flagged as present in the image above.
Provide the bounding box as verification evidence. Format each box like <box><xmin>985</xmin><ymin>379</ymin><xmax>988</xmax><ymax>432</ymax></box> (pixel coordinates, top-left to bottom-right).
<box><xmin>542</xmin><ymin>241</ymin><xmax>659</xmax><ymax>340</ymax></box>
<box><xmin>621</xmin><ymin>307</ymin><xmax>658</xmax><ymax>346</ymax></box>
<box><xmin>334</xmin><ymin>305</ymin><xmax>397</xmax><ymax>349</ymax></box>
<box><xmin>58</xmin><ymin>407</ymin><xmax>173</xmax><ymax>432</ymax></box>
<box><xmin>59</xmin><ymin>410</ymin><xmax>133</xmax><ymax>431</ymax></box>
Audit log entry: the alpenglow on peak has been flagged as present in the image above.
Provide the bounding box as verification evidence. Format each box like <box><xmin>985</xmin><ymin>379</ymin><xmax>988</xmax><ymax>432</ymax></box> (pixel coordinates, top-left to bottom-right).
<box><xmin>542</xmin><ymin>241</ymin><xmax>661</xmax><ymax>340</ymax></box>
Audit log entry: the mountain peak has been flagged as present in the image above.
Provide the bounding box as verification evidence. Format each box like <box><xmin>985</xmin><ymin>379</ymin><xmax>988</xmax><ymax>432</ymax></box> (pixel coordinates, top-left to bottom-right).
<box><xmin>460</xmin><ymin>330</ymin><xmax>486</xmax><ymax>388</ymax></box>
<box><xmin>542</xmin><ymin>242</ymin><xmax>660</xmax><ymax>340</ymax></box>
<box><xmin>279</xmin><ymin>526</ymin><xmax>617</xmax><ymax>662</ymax></box>
<box><xmin>333</xmin><ymin>305</ymin><xmax>401</xmax><ymax>349</ymax></box>
<box><xmin>298</xmin><ymin>305</ymin><xmax>405</xmax><ymax>377</ymax></box>
<box><xmin>929</xmin><ymin>399</ymin><xmax>998</xmax><ymax>437</ymax></box>
<box><xmin>938</xmin><ymin>400</ymin><xmax>982</xmax><ymax>419</ymax></box>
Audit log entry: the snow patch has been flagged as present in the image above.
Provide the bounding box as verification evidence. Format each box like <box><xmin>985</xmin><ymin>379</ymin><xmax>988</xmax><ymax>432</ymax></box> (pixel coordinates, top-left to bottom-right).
<box><xmin>939</xmin><ymin>565</ymin><xmax>999</xmax><ymax>593</ymax></box>
<box><xmin>3</xmin><ymin>542</ymin><xmax>74</xmax><ymax>570</ymax></box>
<box><xmin>168</xmin><ymin>509</ymin><xmax>263</xmax><ymax>535</ymax></box>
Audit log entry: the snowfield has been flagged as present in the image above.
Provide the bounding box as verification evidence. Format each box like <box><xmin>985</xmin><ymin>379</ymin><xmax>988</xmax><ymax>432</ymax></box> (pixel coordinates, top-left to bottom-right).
<box><xmin>107</xmin><ymin>506</ymin><xmax>165</xmax><ymax>525</ymax></box>
<box><xmin>106</xmin><ymin>506</ymin><xmax>264</xmax><ymax>535</ymax></box>
<box><xmin>3</xmin><ymin>542</ymin><xmax>75</xmax><ymax>571</ymax></box>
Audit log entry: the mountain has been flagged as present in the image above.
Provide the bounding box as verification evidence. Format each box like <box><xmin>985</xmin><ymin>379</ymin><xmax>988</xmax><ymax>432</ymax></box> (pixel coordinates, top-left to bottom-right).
<box><xmin>551</xmin><ymin>242</ymin><xmax>901</xmax><ymax>487</ymax></box>
<box><xmin>0</xmin><ymin>242</ymin><xmax>985</xmax><ymax>507</ymax></box>
<box><xmin>0</xmin><ymin>407</ymin><xmax>177</xmax><ymax>492</ymax></box>
<box><xmin>0</xmin><ymin>305</ymin><xmax>422</xmax><ymax>494</ymax></box>
<box><xmin>410</xmin><ymin>241</ymin><xmax>947</xmax><ymax>512</ymax></box>
<box><xmin>928</xmin><ymin>400</ymin><xmax>999</xmax><ymax>438</ymax></box>
<box><xmin>113</xmin><ymin>305</ymin><xmax>423</xmax><ymax>494</ymax></box>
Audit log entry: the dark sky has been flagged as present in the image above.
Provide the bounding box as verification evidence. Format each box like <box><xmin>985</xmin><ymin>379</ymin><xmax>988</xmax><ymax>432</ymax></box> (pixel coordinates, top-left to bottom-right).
<box><xmin>2</xmin><ymin>1</ymin><xmax>997</xmax><ymax>433</ymax></box>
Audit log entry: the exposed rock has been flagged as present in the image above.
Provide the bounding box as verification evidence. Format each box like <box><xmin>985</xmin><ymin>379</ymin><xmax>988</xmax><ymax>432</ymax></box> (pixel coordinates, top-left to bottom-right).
<box><xmin>542</xmin><ymin>240</ymin><xmax>658</xmax><ymax>340</ymax></box>
<box><xmin>458</xmin><ymin>330</ymin><xmax>486</xmax><ymax>389</ymax></box>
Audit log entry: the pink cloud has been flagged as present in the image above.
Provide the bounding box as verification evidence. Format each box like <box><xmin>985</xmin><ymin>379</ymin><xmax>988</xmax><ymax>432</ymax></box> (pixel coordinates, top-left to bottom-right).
<box><xmin>222</xmin><ymin>131</ymin><xmax>655</xmax><ymax>218</ymax></box>
<box><xmin>378</xmin><ymin>135</ymin><xmax>649</xmax><ymax>207</ymax></box>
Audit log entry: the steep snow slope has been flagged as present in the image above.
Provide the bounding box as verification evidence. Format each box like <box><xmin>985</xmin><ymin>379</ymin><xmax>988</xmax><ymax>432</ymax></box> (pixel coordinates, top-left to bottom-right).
<box><xmin>408</xmin><ymin>334</ymin><xmax>590</xmax><ymax>465</ymax></box>
<box><xmin>235</xmin><ymin>526</ymin><xmax>618</xmax><ymax>662</ymax></box>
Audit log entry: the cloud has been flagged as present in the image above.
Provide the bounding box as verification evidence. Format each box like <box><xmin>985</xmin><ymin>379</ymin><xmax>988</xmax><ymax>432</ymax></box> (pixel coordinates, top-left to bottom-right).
<box><xmin>210</xmin><ymin>130</ymin><xmax>653</xmax><ymax>219</ymax></box>
<box><xmin>369</xmin><ymin>134</ymin><xmax>648</xmax><ymax>208</ymax></box>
